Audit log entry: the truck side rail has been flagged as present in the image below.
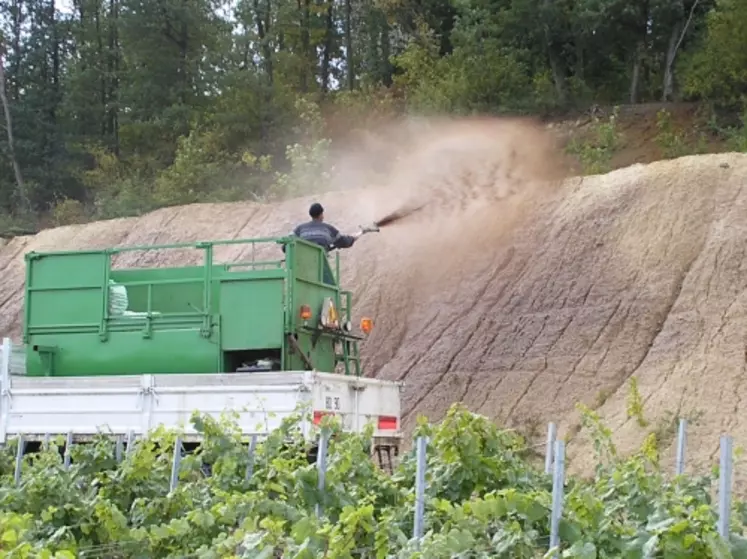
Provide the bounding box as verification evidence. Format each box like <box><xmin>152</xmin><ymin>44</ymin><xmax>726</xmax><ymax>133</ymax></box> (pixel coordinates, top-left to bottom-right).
<box><xmin>0</xmin><ymin>347</ymin><xmax>404</xmax><ymax>445</ymax></box>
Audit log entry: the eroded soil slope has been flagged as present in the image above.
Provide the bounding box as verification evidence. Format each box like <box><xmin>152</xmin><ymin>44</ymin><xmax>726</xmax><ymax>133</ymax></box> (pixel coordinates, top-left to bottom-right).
<box><xmin>363</xmin><ymin>152</ymin><xmax>747</xmax><ymax>485</ymax></box>
<box><xmin>0</xmin><ymin>121</ymin><xmax>746</xmax><ymax>482</ymax></box>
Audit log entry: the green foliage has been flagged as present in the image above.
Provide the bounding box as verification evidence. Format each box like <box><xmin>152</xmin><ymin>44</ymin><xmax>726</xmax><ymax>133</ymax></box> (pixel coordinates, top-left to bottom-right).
<box><xmin>708</xmin><ymin>109</ymin><xmax>747</xmax><ymax>152</ymax></box>
<box><xmin>565</xmin><ymin>108</ymin><xmax>622</xmax><ymax>175</ymax></box>
<box><xmin>654</xmin><ymin>109</ymin><xmax>709</xmax><ymax>159</ymax></box>
<box><xmin>656</xmin><ymin>110</ymin><xmax>689</xmax><ymax>159</ymax></box>
<box><xmin>391</xmin><ymin>12</ymin><xmax>540</xmax><ymax>116</ymax></box>
<box><xmin>1</xmin><ymin>403</ymin><xmax>746</xmax><ymax>558</ymax></box>
<box><xmin>626</xmin><ymin>376</ymin><xmax>648</xmax><ymax>428</ymax></box>
<box><xmin>682</xmin><ymin>0</ymin><xmax>747</xmax><ymax>108</ymax></box>
<box><xmin>49</xmin><ymin>199</ymin><xmax>88</xmax><ymax>227</ymax></box>
<box><xmin>0</xmin><ymin>0</ymin><xmax>746</xmax><ymax>227</ymax></box>
<box><xmin>269</xmin><ymin>98</ymin><xmax>333</xmax><ymax>200</ymax></box>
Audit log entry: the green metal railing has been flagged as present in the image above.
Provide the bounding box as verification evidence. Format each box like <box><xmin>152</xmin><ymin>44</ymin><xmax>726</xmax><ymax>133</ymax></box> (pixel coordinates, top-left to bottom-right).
<box><xmin>24</xmin><ymin>236</ymin><xmax>307</xmax><ymax>339</ymax></box>
<box><xmin>23</xmin><ymin>235</ymin><xmax>362</xmax><ymax>375</ymax></box>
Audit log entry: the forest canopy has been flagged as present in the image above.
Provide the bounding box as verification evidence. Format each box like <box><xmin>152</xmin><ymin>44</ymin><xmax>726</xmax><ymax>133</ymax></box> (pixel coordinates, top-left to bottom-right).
<box><xmin>0</xmin><ymin>0</ymin><xmax>744</xmax><ymax>229</ymax></box>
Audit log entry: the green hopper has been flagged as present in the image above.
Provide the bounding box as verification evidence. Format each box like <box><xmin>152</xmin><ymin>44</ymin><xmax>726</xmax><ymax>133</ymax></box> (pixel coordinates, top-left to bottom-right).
<box><xmin>22</xmin><ymin>236</ymin><xmax>368</xmax><ymax>377</ymax></box>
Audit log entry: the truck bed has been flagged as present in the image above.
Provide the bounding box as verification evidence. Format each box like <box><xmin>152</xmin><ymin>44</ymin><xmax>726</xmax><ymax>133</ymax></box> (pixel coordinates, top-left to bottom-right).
<box><xmin>0</xmin><ymin>368</ymin><xmax>403</xmax><ymax>444</ymax></box>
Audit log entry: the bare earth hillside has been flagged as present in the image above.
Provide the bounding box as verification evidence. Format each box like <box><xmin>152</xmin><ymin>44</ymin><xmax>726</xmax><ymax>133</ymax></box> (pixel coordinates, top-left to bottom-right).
<box><xmin>1</xmin><ymin>120</ymin><xmax>746</xmax><ymax>486</ymax></box>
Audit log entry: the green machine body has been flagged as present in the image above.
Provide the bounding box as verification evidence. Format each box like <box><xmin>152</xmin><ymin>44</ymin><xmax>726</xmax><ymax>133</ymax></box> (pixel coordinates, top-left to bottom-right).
<box><xmin>22</xmin><ymin>236</ymin><xmax>367</xmax><ymax>377</ymax></box>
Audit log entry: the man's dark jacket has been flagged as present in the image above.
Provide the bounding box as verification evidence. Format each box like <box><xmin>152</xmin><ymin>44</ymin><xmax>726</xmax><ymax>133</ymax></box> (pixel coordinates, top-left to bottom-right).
<box><xmin>290</xmin><ymin>220</ymin><xmax>356</xmax><ymax>251</ymax></box>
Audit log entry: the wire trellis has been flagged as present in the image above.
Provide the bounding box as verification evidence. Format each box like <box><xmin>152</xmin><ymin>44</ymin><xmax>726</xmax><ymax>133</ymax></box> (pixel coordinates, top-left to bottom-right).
<box><xmin>2</xmin><ymin>417</ymin><xmax>739</xmax><ymax>558</ymax></box>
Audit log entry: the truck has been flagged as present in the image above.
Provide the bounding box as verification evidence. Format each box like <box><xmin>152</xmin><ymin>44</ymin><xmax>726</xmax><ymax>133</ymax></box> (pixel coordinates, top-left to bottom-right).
<box><xmin>0</xmin><ymin>234</ymin><xmax>403</xmax><ymax>469</ymax></box>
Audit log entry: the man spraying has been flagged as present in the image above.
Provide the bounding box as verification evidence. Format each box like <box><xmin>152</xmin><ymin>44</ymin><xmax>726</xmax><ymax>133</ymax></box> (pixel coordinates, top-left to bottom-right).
<box><xmin>287</xmin><ymin>202</ymin><xmax>378</xmax><ymax>285</ymax></box>
<box><xmin>292</xmin><ymin>202</ymin><xmax>360</xmax><ymax>252</ymax></box>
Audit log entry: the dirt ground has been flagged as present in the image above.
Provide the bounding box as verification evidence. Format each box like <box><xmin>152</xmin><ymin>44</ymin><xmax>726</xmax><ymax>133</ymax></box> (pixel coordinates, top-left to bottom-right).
<box><xmin>2</xmin><ymin>115</ymin><xmax>747</xmax><ymax>488</ymax></box>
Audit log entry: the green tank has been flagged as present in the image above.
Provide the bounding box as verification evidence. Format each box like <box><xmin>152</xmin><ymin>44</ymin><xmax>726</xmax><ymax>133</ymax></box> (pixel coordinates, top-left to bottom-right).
<box><xmin>22</xmin><ymin>236</ymin><xmax>367</xmax><ymax>377</ymax></box>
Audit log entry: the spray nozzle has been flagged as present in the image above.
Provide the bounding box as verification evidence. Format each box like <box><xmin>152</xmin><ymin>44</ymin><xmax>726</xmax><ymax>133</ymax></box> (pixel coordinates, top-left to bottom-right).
<box><xmin>351</xmin><ymin>223</ymin><xmax>380</xmax><ymax>240</ymax></box>
<box><xmin>360</xmin><ymin>223</ymin><xmax>380</xmax><ymax>234</ymax></box>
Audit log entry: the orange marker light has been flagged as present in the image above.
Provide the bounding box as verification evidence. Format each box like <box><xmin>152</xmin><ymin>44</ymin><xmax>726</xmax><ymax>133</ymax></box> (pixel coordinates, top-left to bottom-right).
<box><xmin>300</xmin><ymin>304</ymin><xmax>312</xmax><ymax>321</ymax></box>
<box><xmin>360</xmin><ymin>317</ymin><xmax>373</xmax><ymax>334</ymax></box>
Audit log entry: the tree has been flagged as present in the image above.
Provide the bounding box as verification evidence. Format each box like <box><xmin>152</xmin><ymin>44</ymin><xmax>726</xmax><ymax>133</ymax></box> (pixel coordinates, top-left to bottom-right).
<box><xmin>682</xmin><ymin>0</ymin><xmax>747</xmax><ymax>108</ymax></box>
<box><xmin>0</xmin><ymin>35</ymin><xmax>27</xmax><ymax>214</ymax></box>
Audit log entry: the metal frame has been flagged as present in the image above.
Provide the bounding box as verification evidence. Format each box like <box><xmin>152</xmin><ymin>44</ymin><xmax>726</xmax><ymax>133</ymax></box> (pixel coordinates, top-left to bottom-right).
<box><xmin>22</xmin><ymin>235</ymin><xmax>365</xmax><ymax>377</ymax></box>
